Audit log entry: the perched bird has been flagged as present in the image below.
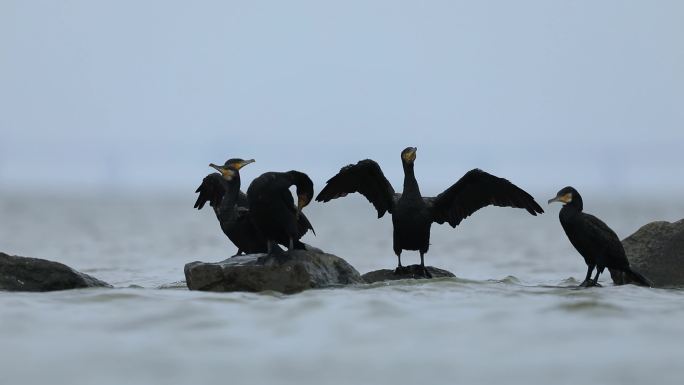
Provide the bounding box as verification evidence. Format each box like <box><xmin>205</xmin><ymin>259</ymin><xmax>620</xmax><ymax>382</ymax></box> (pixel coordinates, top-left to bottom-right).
<box><xmin>548</xmin><ymin>186</ymin><xmax>652</xmax><ymax>287</ymax></box>
<box><xmin>194</xmin><ymin>158</ymin><xmax>269</xmax><ymax>255</ymax></box>
<box><xmin>246</xmin><ymin>170</ymin><xmax>315</xmax><ymax>254</ymax></box>
<box><xmin>316</xmin><ymin>147</ymin><xmax>544</xmax><ymax>277</ymax></box>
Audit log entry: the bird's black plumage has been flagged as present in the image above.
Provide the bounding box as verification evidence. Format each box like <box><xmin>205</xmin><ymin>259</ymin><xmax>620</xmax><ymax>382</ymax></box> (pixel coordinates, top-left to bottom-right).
<box><xmin>247</xmin><ymin>170</ymin><xmax>315</xmax><ymax>254</ymax></box>
<box><xmin>549</xmin><ymin>186</ymin><xmax>652</xmax><ymax>287</ymax></box>
<box><xmin>316</xmin><ymin>147</ymin><xmax>544</xmax><ymax>276</ymax></box>
<box><xmin>194</xmin><ymin>159</ymin><xmax>268</xmax><ymax>255</ymax></box>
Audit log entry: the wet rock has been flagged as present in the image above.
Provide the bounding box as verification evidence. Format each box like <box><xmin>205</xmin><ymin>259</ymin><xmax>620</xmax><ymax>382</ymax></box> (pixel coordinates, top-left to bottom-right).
<box><xmin>0</xmin><ymin>252</ymin><xmax>111</xmax><ymax>292</ymax></box>
<box><xmin>609</xmin><ymin>219</ymin><xmax>684</xmax><ymax>288</ymax></box>
<box><xmin>362</xmin><ymin>265</ymin><xmax>455</xmax><ymax>283</ymax></box>
<box><xmin>184</xmin><ymin>249</ymin><xmax>363</xmax><ymax>294</ymax></box>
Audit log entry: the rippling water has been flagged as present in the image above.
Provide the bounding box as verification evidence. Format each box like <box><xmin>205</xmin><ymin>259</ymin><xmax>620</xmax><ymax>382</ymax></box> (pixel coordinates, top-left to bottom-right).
<box><xmin>1</xmin><ymin>192</ymin><xmax>683</xmax><ymax>385</ymax></box>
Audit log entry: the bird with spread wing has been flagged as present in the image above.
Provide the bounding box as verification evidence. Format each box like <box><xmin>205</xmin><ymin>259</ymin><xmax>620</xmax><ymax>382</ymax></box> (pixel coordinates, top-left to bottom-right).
<box><xmin>316</xmin><ymin>147</ymin><xmax>544</xmax><ymax>277</ymax></box>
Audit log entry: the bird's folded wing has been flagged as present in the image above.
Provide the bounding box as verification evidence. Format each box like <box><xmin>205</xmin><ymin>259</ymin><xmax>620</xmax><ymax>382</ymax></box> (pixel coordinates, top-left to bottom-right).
<box><xmin>582</xmin><ymin>213</ymin><xmax>625</xmax><ymax>259</ymax></box>
<box><xmin>297</xmin><ymin>212</ymin><xmax>316</xmax><ymax>236</ymax></box>
<box><xmin>194</xmin><ymin>173</ymin><xmax>226</xmax><ymax>210</ymax></box>
<box><xmin>426</xmin><ymin>169</ymin><xmax>544</xmax><ymax>227</ymax></box>
<box><xmin>315</xmin><ymin>159</ymin><xmax>396</xmax><ymax>218</ymax></box>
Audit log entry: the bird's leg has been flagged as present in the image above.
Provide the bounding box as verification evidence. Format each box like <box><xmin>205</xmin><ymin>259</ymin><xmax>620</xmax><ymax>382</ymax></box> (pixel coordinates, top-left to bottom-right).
<box><xmin>592</xmin><ymin>267</ymin><xmax>604</xmax><ymax>287</ymax></box>
<box><xmin>288</xmin><ymin>237</ymin><xmax>294</xmax><ymax>252</ymax></box>
<box><xmin>266</xmin><ymin>241</ymin><xmax>272</xmax><ymax>256</ymax></box>
<box><xmin>420</xmin><ymin>251</ymin><xmax>432</xmax><ymax>278</ymax></box>
<box><xmin>394</xmin><ymin>250</ymin><xmax>406</xmax><ymax>275</ymax></box>
<box><xmin>580</xmin><ymin>265</ymin><xmax>595</xmax><ymax>287</ymax></box>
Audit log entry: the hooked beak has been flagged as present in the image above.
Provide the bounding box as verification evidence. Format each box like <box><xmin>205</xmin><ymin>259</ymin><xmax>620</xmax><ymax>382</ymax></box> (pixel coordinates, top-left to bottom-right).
<box><xmin>548</xmin><ymin>193</ymin><xmax>572</xmax><ymax>205</ymax></box>
<box><xmin>209</xmin><ymin>163</ymin><xmax>235</xmax><ymax>180</ymax></box>
<box><xmin>234</xmin><ymin>159</ymin><xmax>255</xmax><ymax>170</ymax></box>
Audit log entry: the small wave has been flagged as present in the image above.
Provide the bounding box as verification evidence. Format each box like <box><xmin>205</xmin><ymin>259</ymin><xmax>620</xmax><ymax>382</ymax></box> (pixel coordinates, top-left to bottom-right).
<box><xmin>157</xmin><ymin>281</ymin><xmax>187</xmax><ymax>290</ymax></box>
<box><xmin>487</xmin><ymin>275</ymin><xmax>522</xmax><ymax>285</ymax></box>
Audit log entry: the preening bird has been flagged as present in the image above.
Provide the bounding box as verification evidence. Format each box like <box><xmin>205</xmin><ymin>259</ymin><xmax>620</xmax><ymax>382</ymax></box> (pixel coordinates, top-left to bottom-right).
<box><xmin>194</xmin><ymin>158</ymin><xmax>270</xmax><ymax>255</ymax></box>
<box><xmin>246</xmin><ymin>170</ymin><xmax>315</xmax><ymax>254</ymax></box>
<box><xmin>548</xmin><ymin>186</ymin><xmax>652</xmax><ymax>287</ymax></box>
<box><xmin>316</xmin><ymin>147</ymin><xmax>544</xmax><ymax>277</ymax></box>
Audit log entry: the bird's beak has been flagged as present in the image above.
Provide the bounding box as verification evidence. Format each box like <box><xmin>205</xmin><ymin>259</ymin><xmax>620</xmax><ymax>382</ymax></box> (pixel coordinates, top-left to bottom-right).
<box><xmin>548</xmin><ymin>193</ymin><xmax>572</xmax><ymax>204</ymax></box>
<box><xmin>209</xmin><ymin>163</ymin><xmax>235</xmax><ymax>180</ymax></box>
<box><xmin>296</xmin><ymin>195</ymin><xmax>309</xmax><ymax>219</ymax></box>
<box><xmin>234</xmin><ymin>159</ymin><xmax>255</xmax><ymax>170</ymax></box>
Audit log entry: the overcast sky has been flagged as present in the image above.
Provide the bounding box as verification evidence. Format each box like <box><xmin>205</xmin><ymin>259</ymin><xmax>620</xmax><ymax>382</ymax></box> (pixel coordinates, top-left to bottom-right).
<box><xmin>1</xmin><ymin>1</ymin><xmax>682</xmax><ymax>196</ymax></box>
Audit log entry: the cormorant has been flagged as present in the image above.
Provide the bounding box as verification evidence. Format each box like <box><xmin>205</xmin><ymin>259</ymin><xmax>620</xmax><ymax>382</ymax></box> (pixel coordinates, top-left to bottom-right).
<box><xmin>316</xmin><ymin>147</ymin><xmax>544</xmax><ymax>277</ymax></box>
<box><xmin>246</xmin><ymin>170</ymin><xmax>315</xmax><ymax>254</ymax></box>
<box><xmin>194</xmin><ymin>158</ymin><xmax>270</xmax><ymax>255</ymax></box>
<box><xmin>548</xmin><ymin>186</ymin><xmax>652</xmax><ymax>287</ymax></box>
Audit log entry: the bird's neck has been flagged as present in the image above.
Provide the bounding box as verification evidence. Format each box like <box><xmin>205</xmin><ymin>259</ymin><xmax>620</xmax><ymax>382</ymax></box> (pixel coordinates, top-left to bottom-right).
<box><xmin>220</xmin><ymin>174</ymin><xmax>241</xmax><ymax>210</ymax></box>
<box><xmin>559</xmin><ymin>203</ymin><xmax>582</xmax><ymax>222</ymax></box>
<box><xmin>402</xmin><ymin>162</ymin><xmax>421</xmax><ymax>197</ymax></box>
<box><xmin>286</xmin><ymin>170</ymin><xmax>313</xmax><ymax>198</ymax></box>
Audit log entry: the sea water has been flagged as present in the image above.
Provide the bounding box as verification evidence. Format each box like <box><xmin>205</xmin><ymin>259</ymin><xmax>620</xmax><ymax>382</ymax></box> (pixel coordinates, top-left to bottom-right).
<box><xmin>1</xmin><ymin>192</ymin><xmax>683</xmax><ymax>385</ymax></box>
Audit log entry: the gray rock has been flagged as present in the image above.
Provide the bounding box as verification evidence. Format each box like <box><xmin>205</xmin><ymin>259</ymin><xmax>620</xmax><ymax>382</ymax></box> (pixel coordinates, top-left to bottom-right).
<box><xmin>609</xmin><ymin>219</ymin><xmax>684</xmax><ymax>288</ymax></box>
<box><xmin>362</xmin><ymin>265</ymin><xmax>455</xmax><ymax>283</ymax></box>
<box><xmin>0</xmin><ymin>252</ymin><xmax>111</xmax><ymax>292</ymax></box>
<box><xmin>184</xmin><ymin>249</ymin><xmax>364</xmax><ymax>294</ymax></box>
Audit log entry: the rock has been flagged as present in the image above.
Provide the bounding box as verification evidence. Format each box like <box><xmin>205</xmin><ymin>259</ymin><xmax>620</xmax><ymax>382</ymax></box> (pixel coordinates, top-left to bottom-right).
<box><xmin>184</xmin><ymin>249</ymin><xmax>364</xmax><ymax>294</ymax></box>
<box><xmin>0</xmin><ymin>252</ymin><xmax>111</xmax><ymax>292</ymax></box>
<box><xmin>362</xmin><ymin>265</ymin><xmax>455</xmax><ymax>283</ymax></box>
<box><xmin>609</xmin><ymin>219</ymin><xmax>684</xmax><ymax>287</ymax></box>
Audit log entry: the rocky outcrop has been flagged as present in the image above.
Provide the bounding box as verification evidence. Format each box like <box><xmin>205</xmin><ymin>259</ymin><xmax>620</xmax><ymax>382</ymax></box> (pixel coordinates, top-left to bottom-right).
<box><xmin>0</xmin><ymin>252</ymin><xmax>111</xmax><ymax>292</ymax></box>
<box><xmin>184</xmin><ymin>250</ymin><xmax>364</xmax><ymax>294</ymax></box>
<box><xmin>610</xmin><ymin>219</ymin><xmax>684</xmax><ymax>288</ymax></box>
<box><xmin>362</xmin><ymin>265</ymin><xmax>455</xmax><ymax>283</ymax></box>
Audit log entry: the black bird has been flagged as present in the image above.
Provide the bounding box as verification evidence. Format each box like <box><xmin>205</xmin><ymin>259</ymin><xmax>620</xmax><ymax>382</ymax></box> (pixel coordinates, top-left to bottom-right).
<box><xmin>548</xmin><ymin>186</ymin><xmax>652</xmax><ymax>287</ymax></box>
<box><xmin>194</xmin><ymin>158</ymin><xmax>270</xmax><ymax>255</ymax></box>
<box><xmin>316</xmin><ymin>147</ymin><xmax>544</xmax><ymax>277</ymax></box>
<box><xmin>247</xmin><ymin>170</ymin><xmax>315</xmax><ymax>254</ymax></box>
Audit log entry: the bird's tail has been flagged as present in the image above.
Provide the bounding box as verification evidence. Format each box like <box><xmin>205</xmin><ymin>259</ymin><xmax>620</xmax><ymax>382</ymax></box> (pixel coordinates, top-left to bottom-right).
<box><xmin>625</xmin><ymin>267</ymin><xmax>654</xmax><ymax>287</ymax></box>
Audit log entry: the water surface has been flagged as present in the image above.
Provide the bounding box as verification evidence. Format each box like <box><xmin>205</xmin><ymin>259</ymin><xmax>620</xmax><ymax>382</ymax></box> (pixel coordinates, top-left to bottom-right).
<box><xmin>1</xmin><ymin>193</ymin><xmax>683</xmax><ymax>385</ymax></box>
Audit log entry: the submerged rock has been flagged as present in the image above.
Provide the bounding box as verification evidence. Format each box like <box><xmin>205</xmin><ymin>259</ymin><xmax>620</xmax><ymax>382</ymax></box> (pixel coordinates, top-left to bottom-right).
<box><xmin>0</xmin><ymin>252</ymin><xmax>111</xmax><ymax>292</ymax></box>
<box><xmin>184</xmin><ymin>249</ymin><xmax>363</xmax><ymax>294</ymax></box>
<box><xmin>610</xmin><ymin>219</ymin><xmax>684</xmax><ymax>288</ymax></box>
<box><xmin>362</xmin><ymin>265</ymin><xmax>455</xmax><ymax>283</ymax></box>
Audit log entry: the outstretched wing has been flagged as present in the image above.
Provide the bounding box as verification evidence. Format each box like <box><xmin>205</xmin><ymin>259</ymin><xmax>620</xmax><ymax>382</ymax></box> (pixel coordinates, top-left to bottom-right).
<box><xmin>315</xmin><ymin>159</ymin><xmax>396</xmax><ymax>218</ymax></box>
<box><xmin>427</xmin><ymin>169</ymin><xmax>543</xmax><ymax>227</ymax></box>
<box><xmin>194</xmin><ymin>173</ymin><xmax>225</xmax><ymax>210</ymax></box>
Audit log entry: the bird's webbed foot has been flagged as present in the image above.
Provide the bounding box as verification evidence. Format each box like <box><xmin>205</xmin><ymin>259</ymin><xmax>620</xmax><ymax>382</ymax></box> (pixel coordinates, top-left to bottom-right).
<box><xmin>420</xmin><ymin>266</ymin><xmax>433</xmax><ymax>279</ymax></box>
<box><xmin>394</xmin><ymin>266</ymin><xmax>409</xmax><ymax>275</ymax></box>
<box><xmin>579</xmin><ymin>279</ymin><xmax>602</xmax><ymax>288</ymax></box>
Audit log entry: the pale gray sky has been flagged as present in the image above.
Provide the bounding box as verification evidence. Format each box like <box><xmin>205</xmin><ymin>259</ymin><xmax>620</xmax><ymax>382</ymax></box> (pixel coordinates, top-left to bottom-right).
<box><xmin>1</xmin><ymin>0</ymin><xmax>682</xmax><ymax>196</ymax></box>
